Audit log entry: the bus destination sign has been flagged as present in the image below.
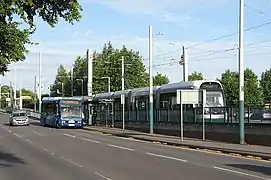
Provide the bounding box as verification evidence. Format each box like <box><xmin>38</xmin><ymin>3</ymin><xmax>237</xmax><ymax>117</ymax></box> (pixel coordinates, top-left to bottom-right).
<box><xmin>61</xmin><ymin>100</ymin><xmax>80</xmax><ymax>105</ymax></box>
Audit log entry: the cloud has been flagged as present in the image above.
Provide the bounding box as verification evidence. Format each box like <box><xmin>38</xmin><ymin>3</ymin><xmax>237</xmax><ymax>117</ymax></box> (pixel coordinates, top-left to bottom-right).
<box><xmin>83</xmin><ymin>0</ymin><xmax>229</xmax><ymax>26</ymax></box>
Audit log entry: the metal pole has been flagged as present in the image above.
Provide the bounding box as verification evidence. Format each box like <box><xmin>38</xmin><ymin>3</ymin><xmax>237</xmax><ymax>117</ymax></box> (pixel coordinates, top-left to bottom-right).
<box><xmin>19</xmin><ymin>87</ymin><xmax>22</xmax><ymax>110</ymax></box>
<box><xmin>121</xmin><ymin>56</ymin><xmax>125</xmax><ymax>130</ymax></box>
<box><xmin>108</xmin><ymin>77</ymin><xmax>110</xmax><ymax>93</ymax></box>
<box><xmin>61</xmin><ymin>82</ymin><xmax>64</xmax><ymax>97</ymax></box>
<box><xmin>0</xmin><ymin>77</ymin><xmax>2</xmax><ymax>109</ymax></box>
<box><xmin>14</xmin><ymin>67</ymin><xmax>17</xmax><ymax>108</ymax></box>
<box><xmin>239</xmin><ymin>0</ymin><xmax>245</xmax><ymax>144</ymax></box>
<box><xmin>71</xmin><ymin>66</ymin><xmax>73</xmax><ymax>97</ymax></box>
<box><xmin>9</xmin><ymin>81</ymin><xmax>12</xmax><ymax>107</ymax></box>
<box><xmin>81</xmin><ymin>80</ymin><xmax>84</xmax><ymax>96</ymax></box>
<box><xmin>202</xmin><ymin>90</ymin><xmax>206</xmax><ymax>141</ymax></box>
<box><xmin>87</xmin><ymin>49</ymin><xmax>93</xmax><ymax>125</ymax></box>
<box><xmin>34</xmin><ymin>76</ymin><xmax>37</xmax><ymax>112</ymax></box>
<box><xmin>182</xmin><ymin>46</ymin><xmax>188</xmax><ymax>82</ymax></box>
<box><xmin>180</xmin><ymin>102</ymin><xmax>183</xmax><ymax>141</ymax></box>
<box><xmin>38</xmin><ymin>52</ymin><xmax>42</xmax><ymax>113</ymax></box>
<box><xmin>149</xmin><ymin>25</ymin><xmax>154</xmax><ymax>134</ymax></box>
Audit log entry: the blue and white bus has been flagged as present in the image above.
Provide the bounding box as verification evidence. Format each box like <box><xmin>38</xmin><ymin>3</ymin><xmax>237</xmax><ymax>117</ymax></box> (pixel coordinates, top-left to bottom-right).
<box><xmin>40</xmin><ymin>97</ymin><xmax>84</xmax><ymax>128</ymax></box>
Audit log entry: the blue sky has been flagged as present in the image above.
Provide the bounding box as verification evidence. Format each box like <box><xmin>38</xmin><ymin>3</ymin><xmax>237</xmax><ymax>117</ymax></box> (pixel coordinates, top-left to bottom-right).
<box><xmin>2</xmin><ymin>0</ymin><xmax>271</xmax><ymax>93</ymax></box>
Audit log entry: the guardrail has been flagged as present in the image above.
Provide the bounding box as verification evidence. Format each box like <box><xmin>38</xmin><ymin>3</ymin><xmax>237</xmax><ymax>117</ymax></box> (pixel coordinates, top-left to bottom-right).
<box><xmin>0</xmin><ymin>108</ymin><xmax>41</xmax><ymax>120</ymax></box>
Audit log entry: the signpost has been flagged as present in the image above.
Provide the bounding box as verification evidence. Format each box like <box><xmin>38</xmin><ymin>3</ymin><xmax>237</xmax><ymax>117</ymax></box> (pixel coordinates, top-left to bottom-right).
<box><xmin>176</xmin><ymin>89</ymin><xmax>206</xmax><ymax>141</ymax></box>
<box><xmin>121</xmin><ymin>94</ymin><xmax>125</xmax><ymax>129</ymax></box>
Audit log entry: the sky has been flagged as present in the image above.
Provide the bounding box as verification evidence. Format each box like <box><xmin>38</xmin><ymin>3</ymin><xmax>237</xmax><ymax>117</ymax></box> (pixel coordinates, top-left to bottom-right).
<box><xmin>2</xmin><ymin>0</ymin><xmax>271</xmax><ymax>94</ymax></box>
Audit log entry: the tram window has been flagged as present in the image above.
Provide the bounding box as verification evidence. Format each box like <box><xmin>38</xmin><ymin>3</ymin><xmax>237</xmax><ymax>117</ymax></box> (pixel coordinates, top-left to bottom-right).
<box><xmin>160</xmin><ymin>99</ymin><xmax>170</xmax><ymax>109</ymax></box>
<box><xmin>136</xmin><ymin>98</ymin><xmax>146</xmax><ymax>110</ymax></box>
<box><xmin>114</xmin><ymin>101</ymin><xmax>121</xmax><ymax>110</ymax></box>
<box><xmin>44</xmin><ymin>103</ymin><xmax>57</xmax><ymax>115</ymax></box>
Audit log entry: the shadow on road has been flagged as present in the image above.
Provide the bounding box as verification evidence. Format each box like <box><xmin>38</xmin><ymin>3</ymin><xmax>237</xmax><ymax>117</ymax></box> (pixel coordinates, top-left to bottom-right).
<box><xmin>226</xmin><ymin>164</ymin><xmax>271</xmax><ymax>176</ymax></box>
<box><xmin>30</xmin><ymin>121</ymin><xmax>43</xmax><ymax>127</ymax></box>
<box><xmin>0</xmin><ymin>150</ymin><xmax>26</xmax><ymax>168</ymax></box>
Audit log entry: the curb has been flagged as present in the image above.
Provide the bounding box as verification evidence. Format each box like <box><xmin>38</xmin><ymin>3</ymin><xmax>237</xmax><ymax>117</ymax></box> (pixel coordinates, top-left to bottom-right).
<box><xmin>83</xmin><ymin>127</ymin><xmax>271</xmax><ymax>162</ymax></box>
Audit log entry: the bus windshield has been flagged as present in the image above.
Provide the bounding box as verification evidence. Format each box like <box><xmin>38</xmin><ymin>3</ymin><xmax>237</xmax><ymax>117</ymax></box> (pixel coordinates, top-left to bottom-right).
<box><xmin>61</xmin><ymin>106</ymin><xmax>81</xmax><ymax>118</ymax></box>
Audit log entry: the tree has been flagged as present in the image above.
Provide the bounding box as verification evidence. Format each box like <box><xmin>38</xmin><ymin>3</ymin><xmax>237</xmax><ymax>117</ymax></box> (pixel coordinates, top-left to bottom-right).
<box><xmin>16</xmin><ymin>88</ymin><xmax>35</xmax><ymax>103</ymax></box>
<box><xmin>0</xmin><ymin>1</ymin><xmax>82</xmax><ymax>74</ymax></box>
<box><xmin>153</xmin><ymin>72</ymin><xmax>170</xmax><ymax>86</ymax></box>
<box><xmin>71</xmin><ymin>42</ymin><xmax>149</xmax><ymax>95</ymax></box>
<box><xmin>219</xmin><ymin>69</ymin><xmax>263</xmax><ymax>107</ymax></box>
<box><xmin>50</xmin><ymin>65</ymin><xmax>70</xmax><ymax>97</ymax></box>
<box><xmin>219</xmin><ymin>70</ymin><xmax>238</xmax><ymax>107</ymax></box>
<box><xmin>260</xmin><ymin>69</ymin><xmax>271</xmax><ymax>103</ymax></box>
<box><xmin>0</xmin><ymin>85</ymin><xmax>13</xmax><ymax>107</ymax></box>
<box><xmin>188</xmin><ymin>71</ymin><xmax>204</xmax><ymax>81</ymax></box>
<box><xmin>244</xmin><ymin>69</ymin><xmax>263</xmax><ymax>107</ymax></box>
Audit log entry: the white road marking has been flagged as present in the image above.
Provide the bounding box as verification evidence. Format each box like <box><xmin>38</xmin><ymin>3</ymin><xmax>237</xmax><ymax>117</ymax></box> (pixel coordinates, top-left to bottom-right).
<box><xmin>43</xmin><ymin>148</ymin><xmax>49</xmax><ymax>152</ymax></box>
<box><xmin>32</xmin><ymin>130</ymin><xmax>44</xmax><ymax>136</ymax></box>
<box><xmin>81</xmin><ymin>137</ymin><xmax>100</xmax><ymax>144</ymax></box>
<box><xmin>213</xmin><ymin>166</ymin><xmax>271</xmax><ymax>180</ymax></box>
<box><xmin>146</xmin><ymin>152</ymin><xmax>188</xmax><ymax>163</ymax></box>
<box><xmin>1</xmin><ymin>126</ymin><xmax>11</xmax><ymax>132</ymax></box>
<box><xmin>59</xmin><ymin>156</ymin><xmax>83</xmax><ymax>168</ymax></box>
<box><xmin>63</xmin><ymin>133</ymin><xmax>76</xmax><ymax>138</ymax></box>
<box><xmin>25</xmin><ymin>139</ymin><xmax>33</xmax><ymax>144</ymax></box>
<box><xmin>13</xmin><ymin>133</ymin><xmax>22</xmax><ymax>138</ymax></box>
<box><xmin>107</xmin><ymin>144</ymin><xmax>134</xmax><ymax>151</ymax></box>
<box><xmin>94</xmin><ymin>172</ymin><xmax>112</xmax><ymax>180</ymax></box>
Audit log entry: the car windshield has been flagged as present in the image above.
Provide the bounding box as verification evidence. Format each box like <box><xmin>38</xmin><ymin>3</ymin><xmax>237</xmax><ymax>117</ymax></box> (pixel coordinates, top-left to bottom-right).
<box><xmin>61</xmin><ymin>106</ymin><xmax>81</xmax><ymax>118</ymax></box>
<box><xmin>13</xmin><ymin>113</ymin><xmax>26</xmax><ymax>117</ymax></box>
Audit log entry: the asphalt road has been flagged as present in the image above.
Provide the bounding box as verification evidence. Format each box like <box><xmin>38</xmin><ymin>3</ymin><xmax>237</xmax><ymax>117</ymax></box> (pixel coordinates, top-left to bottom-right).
<box><xmin>1</xmin><ymin>113</ymin><xmax>271</xmax><ymax>180</ymax></box>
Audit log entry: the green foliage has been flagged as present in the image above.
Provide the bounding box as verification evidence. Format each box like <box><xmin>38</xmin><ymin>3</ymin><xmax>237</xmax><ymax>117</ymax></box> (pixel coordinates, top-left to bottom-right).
<box><xmin>219</xmin><ymin>70</ymin><xmax>238</xmax><ymax>107</ymax></box>
<box><xmin>260</xmin><ymin>69</ymin><xmax>271</xmax><ymax>103</ymax></box>
<box><xmin>219</xmin><ymin>69</ymin><xmax>263</xmax><ymax>107</ymax></box>
<box><xmin>0</xmin><ymin>85</ymin><xmax>13</xmax><ymax>100</ymax></box>
<box><xmin>51</xmin><ymin>42</ymin><xmax>150</xmax><ymax>95</ymax></box>
<box><xmin>153</xmin><ymin>72</ymin><xmax>170</xmax><ymax>86</ymax></box>
<box><xmin>0</xmin><ymin>0</ymin><xmax>82</xmax><ymax>74</ymax></box>
<box><xmin>16</xmin><ymin>88</ymin><xmax>35</xmax><ymax>103</ymax></box>
<box><xmin>244</xmin><ymin>69</ymin><xmax>263</xmax><ymax>107</ymax></box>
<box><xmin>188</xmin><ymin>71</ymin><xmax>204</xmax><ymax>81</ymax></box>
<box><xmin>50</xmin><ymin>65</ymin><xmax>71</xmax><ymax>97</ymax></box>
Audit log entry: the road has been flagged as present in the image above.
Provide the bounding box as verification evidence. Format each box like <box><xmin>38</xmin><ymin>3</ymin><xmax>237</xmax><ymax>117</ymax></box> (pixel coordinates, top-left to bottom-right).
<box><xmin>0</xmin><ymin>113</ymin><xmax>271</xmax><ymax>180</ymax></box>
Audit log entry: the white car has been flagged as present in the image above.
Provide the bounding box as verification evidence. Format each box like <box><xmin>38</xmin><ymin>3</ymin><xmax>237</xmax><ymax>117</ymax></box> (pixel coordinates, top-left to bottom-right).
<box><xmin>9</xmin><ymin>110</ymin><xmax>30</xmax><ymax>126</ymax></box>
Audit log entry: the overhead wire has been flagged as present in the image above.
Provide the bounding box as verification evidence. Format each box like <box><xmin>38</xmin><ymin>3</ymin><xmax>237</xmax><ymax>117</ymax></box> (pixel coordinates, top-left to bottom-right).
<box><xmin>147</xmin><ymin>18</ymin><xmax>271</xmax><ymax>61</ymax></box>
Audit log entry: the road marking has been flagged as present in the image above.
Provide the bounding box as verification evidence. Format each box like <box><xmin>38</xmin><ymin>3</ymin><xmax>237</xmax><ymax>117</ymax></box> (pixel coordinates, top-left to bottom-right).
<box><xmin>25</xmin><ymin>139</ymin><xmax>33</xmax><ymax>144</ymax></box>
<box><xmin>81</xmin><ymin>137</ymin><xmax>100</xmax><ymax>144</ymax></box>
<box><xmin>13</xmin><ymin>133</ymin><xmax>22</xmax><ymax>138</ymax></box>
<box><xmin>59</xmin><ymin>156</ymin><xmax>83</xmax><ymax>168</ymax></box>
<box><xmin>1</xmin><ymin>126</ymin><xmax>11</xmax><ymax>132</ymax></box>
<box><xmin>43</xmin><ymin>148</ymin><xmax>49</xmax><ymax>152</ymax></box>
<box><xmin>213</xmin><ymin>166</ymin><xmax>271</xmax><ymax>180</ymax></box>
<box><xmin>107</xmin><ymin>144</ymin><xmax>134</xmax><ymax>151</ymax></box>
<box><xmin>32</xmin><ymin>130</ymin><xmax>44</xmax><ymax>136</ymax></box>
<box><xmin>63</xmin><ymin>133</ymin><xmax>76</xmax><ymax>138</ymax></box>
<box><xmin>146</xmin><ymin>152</ymin><xmax>188</xmax><ymax>162</ymax></box>
<box><xmin>94</xmin><ymin>172</ymin><xmax>112</xmax><ymax>180</ymax></box>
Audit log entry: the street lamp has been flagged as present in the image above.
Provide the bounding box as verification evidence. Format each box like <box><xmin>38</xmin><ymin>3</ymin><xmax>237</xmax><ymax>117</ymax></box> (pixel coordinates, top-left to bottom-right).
<box><xmin>57</xmin><ymin>82</ymin><xmax>64</xmax><ymax>97</ymax></box>
<box><xmin>101</xmin><ymin>77</ymin><xmax>111</xmax><ymax>93</ymax></box>
<box><xmin>56</xmin><ymin>75</ymin><xmax>73</xmax><ymax>97</ymax></box>
<box><xmin>76</xmin><ymin>79</ymin><xmax>84</xmax><ymax>96</ymax></box>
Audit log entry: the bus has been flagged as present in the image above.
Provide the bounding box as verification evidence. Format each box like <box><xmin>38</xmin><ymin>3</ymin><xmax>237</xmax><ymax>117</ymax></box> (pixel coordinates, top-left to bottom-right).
<box><xmin>40</xmin><ymin>97</ymin><xmax>84</xmax><ymax>128</ymax></box>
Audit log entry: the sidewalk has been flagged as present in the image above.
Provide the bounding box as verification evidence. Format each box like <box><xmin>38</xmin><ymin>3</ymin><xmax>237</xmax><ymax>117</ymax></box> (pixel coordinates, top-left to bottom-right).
<box><xmin>84</xmin><ymin>126</ymin><xmax>271</xmax><ymax>161</ymax></box>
